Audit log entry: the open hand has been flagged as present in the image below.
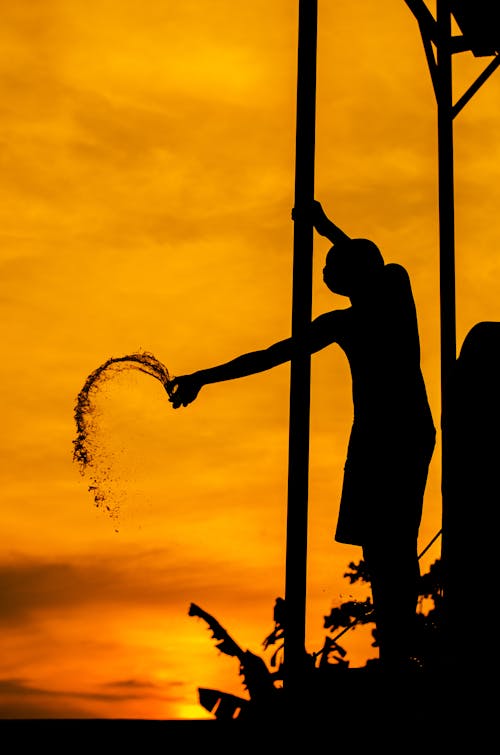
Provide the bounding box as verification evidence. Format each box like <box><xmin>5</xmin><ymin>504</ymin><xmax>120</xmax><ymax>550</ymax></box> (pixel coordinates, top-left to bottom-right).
<box><xmin>166</xmin><ymin>374</ymin><xmax>202</xmax><ymax>408</ymax></box>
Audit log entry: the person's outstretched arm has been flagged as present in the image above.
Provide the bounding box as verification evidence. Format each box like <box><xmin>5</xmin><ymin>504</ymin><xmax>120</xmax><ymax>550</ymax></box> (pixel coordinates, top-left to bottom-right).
<box><xmin>167</xmin><ymin>306</ymin><xmax>343</xmax><ymax>409</ymax></box>
<box><xmin>293</xmin><ymin>200</ymin><xmax>351</xmax><ymax>244</ymax></box>
<box><xmin>167</xmin><ymin>338</ymin><xmax>292</xmax><ymax>408</ymax></box>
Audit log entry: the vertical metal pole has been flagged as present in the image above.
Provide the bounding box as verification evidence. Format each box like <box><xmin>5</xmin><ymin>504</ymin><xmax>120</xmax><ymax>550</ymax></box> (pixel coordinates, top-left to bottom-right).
<box><xmin>436</xmin><ymin>0</ymin><xmax>456</xmax><ymax>666</ymax></box>
<box><xmin>283</xmin><ymin>0</ymin><xmax>317</xmax><ymax>709</ymax></box>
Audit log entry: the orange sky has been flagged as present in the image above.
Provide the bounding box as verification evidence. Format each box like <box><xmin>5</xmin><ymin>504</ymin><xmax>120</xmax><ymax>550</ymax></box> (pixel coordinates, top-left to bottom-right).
<box><xmin>1</xmin><ymin>1</ymin><xmax>499</xmax><ymax>720</ymax></box>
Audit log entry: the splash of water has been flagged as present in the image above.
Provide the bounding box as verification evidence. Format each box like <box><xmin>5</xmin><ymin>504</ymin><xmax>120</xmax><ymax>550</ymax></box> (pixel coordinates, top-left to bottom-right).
<box><xmin>73</xmin><ymin>351</ymin><xmax>172</xmax><ymax>523</ymax></box>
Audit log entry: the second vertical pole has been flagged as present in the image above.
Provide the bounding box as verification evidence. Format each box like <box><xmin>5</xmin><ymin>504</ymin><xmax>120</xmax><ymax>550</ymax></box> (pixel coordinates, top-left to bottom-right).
<box><xmin>436</xmin><ymin>0</ymin><xmax>456</xmax><ymax>668</ymax></box>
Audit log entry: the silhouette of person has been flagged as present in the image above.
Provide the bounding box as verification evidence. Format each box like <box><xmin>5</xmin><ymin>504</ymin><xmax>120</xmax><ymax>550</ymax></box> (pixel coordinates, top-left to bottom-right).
<box><xmin>167</xmin><ymin>201</ymin><xmax>436</xmax><ymax>672</ymax></box>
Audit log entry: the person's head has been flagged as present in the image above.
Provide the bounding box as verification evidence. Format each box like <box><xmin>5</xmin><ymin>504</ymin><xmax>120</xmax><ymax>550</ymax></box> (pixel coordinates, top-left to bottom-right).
<box><xmin>323</xmin><ymin>238</ymin><xmax>384</xmax><ymax>297</ymax></box>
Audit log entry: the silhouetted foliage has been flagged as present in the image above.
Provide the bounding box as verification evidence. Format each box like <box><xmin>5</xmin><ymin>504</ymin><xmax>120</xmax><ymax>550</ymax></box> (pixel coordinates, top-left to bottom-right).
<box><xmin>323</xmin><ymin>597</ymin><xmax>374</xmax><ymax>634</ymax></box>
<box><xmin>191</xmin><ymin>555</ymin><xmax>445</xmax><ymax>720</ymax></box>
<box><xmin>343</xmin><ymin>559</ymin><xmax>372</xmax><ymax>585</ymax></box>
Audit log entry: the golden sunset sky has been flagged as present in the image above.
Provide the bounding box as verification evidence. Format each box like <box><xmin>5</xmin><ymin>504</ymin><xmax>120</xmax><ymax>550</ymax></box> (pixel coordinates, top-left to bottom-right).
<box><xmin>1</xmin><ymin>1</ymin><xmax>499</xmax><ymax>720</ymax></box>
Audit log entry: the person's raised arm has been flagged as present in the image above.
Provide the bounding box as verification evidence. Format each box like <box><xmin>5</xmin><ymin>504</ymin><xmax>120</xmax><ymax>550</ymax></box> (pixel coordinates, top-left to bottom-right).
<box><xmin>292</xmin><ymin>200</ymin><xmax>351</xmax><ymax>245</ymax></box>
<box><xmin>167</xmin><ymin>338</ymin><xmax>292</xmax><ymax>408</ymax></box>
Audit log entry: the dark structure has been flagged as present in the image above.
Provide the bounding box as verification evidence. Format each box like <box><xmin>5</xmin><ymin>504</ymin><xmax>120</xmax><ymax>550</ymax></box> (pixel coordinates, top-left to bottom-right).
<box><xmin>404</xmin><ymin>0</ymin><xmax>500</xmax><ymax>669</ymax></box>
<box><xmin>451</xmin><ymin>0</ymin><xmax>500</xmax><ymax>57</ymax></box>
<box><xmin>446</xmin><ymin>322</ymin><xmax>500</xmax><ymax>672</ymax></box>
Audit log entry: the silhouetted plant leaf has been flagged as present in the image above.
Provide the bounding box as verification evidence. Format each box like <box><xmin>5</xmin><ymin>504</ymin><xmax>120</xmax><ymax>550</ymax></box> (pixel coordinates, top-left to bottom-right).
<box><xmin>343</xmin><ymin>559</ymin><xmax>371</xmax><ymax>584</ymax></box>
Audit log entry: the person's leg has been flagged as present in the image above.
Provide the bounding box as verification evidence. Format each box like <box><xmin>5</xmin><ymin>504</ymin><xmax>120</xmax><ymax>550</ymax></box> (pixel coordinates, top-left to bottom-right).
<box><xmin>362</xmin><ymin>536</ymin><xmax>420</xmax><ymax>671</ymax></box>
